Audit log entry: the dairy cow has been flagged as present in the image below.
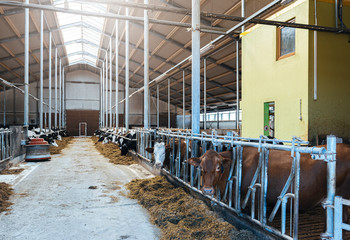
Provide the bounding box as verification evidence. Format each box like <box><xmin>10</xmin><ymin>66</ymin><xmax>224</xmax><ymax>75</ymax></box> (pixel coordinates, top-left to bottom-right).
<box><xmin>188</xmin><ymin>144</ymin><xmax>350</xmax><ymax>213</ymax></box>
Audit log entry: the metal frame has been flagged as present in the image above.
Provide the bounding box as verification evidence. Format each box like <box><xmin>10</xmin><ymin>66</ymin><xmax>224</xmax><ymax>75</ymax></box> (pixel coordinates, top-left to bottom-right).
<box><xmin>130</xmin><ymin>128</ymin><xmax>339</xmax><ymax>240</ymax></box>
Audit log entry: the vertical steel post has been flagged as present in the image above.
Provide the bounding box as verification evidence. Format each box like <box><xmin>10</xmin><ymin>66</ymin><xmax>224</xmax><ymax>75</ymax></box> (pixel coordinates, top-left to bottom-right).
<box><xmin>157</xmin><ymin>84</ymin><xmax>159</xmax><ymax>128</ymax></box>
<box><xmin>24</xmin><ymin>0</ymin><xmax>29</xmax><ymax>132</ymax></box>
<box><xmin>144</xmin><ymin>0</ymin><xmax>149</xmax><ymax>129</ymax></box>
<box><xmin>109</xmin><ymin>39</ymin><xmax>112</xmax><ymax>128</ymax></box>
<box><xmin>59</xmin><ymin>59</ymin><xmax>62</xmax><ymax>129</ymax></box>
<box><xmin>183</xmin><ymin>71</ymin><xmax>185</xmax><ymax>129</ymax></box>
<box><xmin>235</xmin><ymin>40</ymin><xmax>240</xmax><ymax>130</ymax></box>
<box><xmin>48</xmin><ymin>32</ymin><xmax>52</xmax><ymax>131</ymax></box>
<box><xmin>115</xmin><ymin>19</ymin><xmax>119</xmax><ymax>129</ymax></box>
<box><xmin>324</xmin><ymin>135</ymin><xmax>337</xmax><ymax>238</ymax></box>
<box><xmin>241</xmin><ymin>0</ymin><xmax>245</xmax><ymax>32</ymax></box>
<box><xmin>102</xmin><ymin>62</ymin><xmax>105</xmax><ymax>128</ymax></box>
<box><xmin>55</xmin><ymin>48</ymin><xmax>57</xmax><ymax>129</ymax></box>
<box><xmin>335</xmin><ymin>0</ymin><xmax>338</xmax><ymax>27</ymax></box>
<box><xmin>62</xmin><ymin>67</ymin><xmax>65</xmax><ymax>128</ymax></box>
<box><xmin>168</xmin><ymin>78</ymin><xmax>170</xmax><ymax>128</ymax></box>
<box><xmin>100</xmin><ymin>70</ymin><xmax>102</xmax><ymax>128</ymax></box>
<box><xmin>191</xmin><ymin>0</ymin><xmax>201</xmax><ymax>156</ymax></box>
<box><xmin>105</xmin><ymin>56</ymin><xmax>108</xmax><ymax>128</ymax></box>
<box><xmin>40</xmin><ymin>10</ymin><xmax>44</xmax><ymax>132</ymax></box>
<box><xmin>2</xmin><ymin>83</ymin><xmax>5</xmax><ymax>126</ymax></box>
<box><xmin>203</xmin><ymin>58</ymin><xmax>207</xmax><ymax>130</ymax></box>
<box><xmin>125</xmin><ymin>1</ymin><xmax>130</xmax><ymax>131</ymax></box>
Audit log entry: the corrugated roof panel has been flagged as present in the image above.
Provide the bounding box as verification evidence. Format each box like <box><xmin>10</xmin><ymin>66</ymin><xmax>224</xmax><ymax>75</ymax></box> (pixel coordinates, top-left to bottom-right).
<box><xmin>54</xmin><ymin>0</ymin><xmax>106</xmax><ymax>66</ymax></box>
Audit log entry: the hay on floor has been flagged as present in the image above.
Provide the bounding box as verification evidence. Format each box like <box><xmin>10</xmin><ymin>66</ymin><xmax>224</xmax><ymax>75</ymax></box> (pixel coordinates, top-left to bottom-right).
<box><xmin>92</xmin><ymin>136</ymin><xmax>136</xmax><ymax>165</ymax></box>
<box><xmin>50</xmin><ymin>137</ymin><xmax>74</xmax><ymax>155</ymax></box>
<box><xmin>0</xmin><ymin>182</ymin><xmax>13</xmax><ymax>212</ymax></box>
<box><xmin>0</xmin><ymin>168</ymin><xmax>24</xmax><ymax>175</ymax></box>
<box><xmin>126</xmin><ymin>176</ymin><xmax>256</xmax><ymax>240</ymax></box>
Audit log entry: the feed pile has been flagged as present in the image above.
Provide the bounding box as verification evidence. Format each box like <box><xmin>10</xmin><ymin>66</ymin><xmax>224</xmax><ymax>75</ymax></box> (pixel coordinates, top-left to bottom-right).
<box><xmin>0</xmin><ymin>182</ymin><xmax>13</xmax><ymax>212</ymax></box>
<box><xmin>0</xmin><ymin>168</ymin><xmax>24</xmax><ymax>175</ymax></box>
<box><xmin>50</xmin><ymin>137</ymin><xmax>74</xmax><ymax>155</ymax></box>
<box><xmin>126</xmin><ymin>176</ymin><xmax>256</xmax><ymax>240</ymax></box>
<box><xmin>92</xmin><ymin>136</ymin><xmax>135</xmax><ymax>165</ymax></box>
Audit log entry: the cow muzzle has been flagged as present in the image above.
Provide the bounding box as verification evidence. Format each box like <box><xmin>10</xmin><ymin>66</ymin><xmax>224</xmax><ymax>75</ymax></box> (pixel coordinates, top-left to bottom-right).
<box><xmin>202</xmin><ymin>187</ymin><xmax>214</xmax><ymax>195</ymax></box>
<box><xmin>155</xmin><ymin>162</ymin><xmax>162</xmax><ymax>168</ymax></box>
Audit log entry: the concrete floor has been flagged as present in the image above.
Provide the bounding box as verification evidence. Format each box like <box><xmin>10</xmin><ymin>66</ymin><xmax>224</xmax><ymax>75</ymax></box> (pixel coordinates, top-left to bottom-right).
<box><xmin>0</xmin><ymin>137</ymin><xmax>160</xmax><ymax>240</ymax></box>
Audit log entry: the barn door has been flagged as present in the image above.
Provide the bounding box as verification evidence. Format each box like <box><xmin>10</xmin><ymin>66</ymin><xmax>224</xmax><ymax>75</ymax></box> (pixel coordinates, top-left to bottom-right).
<box><xmin>79</xmin><ymin>122</ymin><xmax>87</xmax><ymax>136</ymax></box>
<box><xmin>264</xmin><ymin>102</ymin><xmax>275</xmax><ymax>138</ymax></box>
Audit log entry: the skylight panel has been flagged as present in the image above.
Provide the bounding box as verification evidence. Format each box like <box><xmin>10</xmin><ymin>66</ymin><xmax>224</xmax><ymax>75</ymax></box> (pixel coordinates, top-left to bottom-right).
<box><xmin>54</xmin><ymin>1</ymin><xmax>106</xmax><ymax>66</ymax></box>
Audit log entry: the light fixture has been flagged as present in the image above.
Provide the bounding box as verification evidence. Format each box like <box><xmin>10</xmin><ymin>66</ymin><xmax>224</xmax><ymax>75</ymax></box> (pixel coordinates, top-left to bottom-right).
<box><xmin>64</xmin><ymin>0</ymin><xmax>69</xmax><ymax>9</ymax></box>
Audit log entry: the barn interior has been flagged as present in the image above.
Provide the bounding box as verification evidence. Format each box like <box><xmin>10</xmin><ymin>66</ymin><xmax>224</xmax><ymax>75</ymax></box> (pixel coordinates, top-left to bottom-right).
<box><xmin>0</xmin><ymin>0</ymin><xmax>349</xmax><ymax>239</ymax></box>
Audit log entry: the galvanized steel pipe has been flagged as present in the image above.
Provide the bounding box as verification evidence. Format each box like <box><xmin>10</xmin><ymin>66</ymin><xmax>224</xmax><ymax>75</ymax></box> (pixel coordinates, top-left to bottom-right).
<box><xmin>115</xmin><ymin>19</ymin><xmax>119</xmax><ymax>128</ymax></box>
<box><xmin>24</xmin><ymin>0</ymin><xmax>29</xmax><ymax>131</ymax></box>
<box><xmin>48</xmin><ymin>32</ymin><xmax>52</xmax><ymax>131</ymax></box>
<box><xmin>191</xmin><ymin>0</ymin><xmax>201</xmax><ymax>156</ymax></box>
<box><xmin>62</xmin><ymin>67</ymin><xmax>65</xmax><ymax>128</ymax></box>
<box><xmin>59</xmin><ymin>59</ymin><xmax>62</xmax><ymax>129</ymax></box>
<box><xmin>203</xmin><ymin>58</ymin><xmax>207</xmax><ymax>130</ymax></box>
<box><xmin>236</xmin><ymin>40</ymin><xmax>240</xmax><ymax>129</ymax></box>
<box><xmin>168</xmin><ymin>78</ymin><xmax>170</xmax><ymax>128</ymax></box>
<box><xmin>109</xmin><ymin>38</ymin><xmax>112</xmax><ymax>128</ymax></box>
<box><xmin>182</xmin><ymin>71</ymin><xmax>185</xmax><ymax>129</ymax></box>
<box><xmin>143</xmin><ymin>0</ymin><xmax>149</xmax><ymax>129</ymax></box>
<box><xmin>125</xmin><ymin>1</ymin><xmax>130</xmax><ymax>131</ymax></box>
<box><xmin>157</xmin><ymin>84</ymin><xmax>159</xmax><ymax>128</ymax></box>
<box><xmin>40</xmin><ymin>10</ymin><xmax>44</xmax><ymax>131</ymax></box>
<box><xmin>55</xmin><ymin>48</ymin><xmax>57</xmax><ymax>129</ymax></box>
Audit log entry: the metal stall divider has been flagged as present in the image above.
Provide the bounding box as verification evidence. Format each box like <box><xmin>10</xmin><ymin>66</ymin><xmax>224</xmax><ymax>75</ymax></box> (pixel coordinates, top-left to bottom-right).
<box><xmin>152</xmin><ymin>129</ymin><xmax>333</xmax><ymax>239</ymax></box>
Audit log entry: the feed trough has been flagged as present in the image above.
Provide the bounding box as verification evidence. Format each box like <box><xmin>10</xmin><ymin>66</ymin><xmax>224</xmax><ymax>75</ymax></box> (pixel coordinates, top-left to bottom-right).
<box><xmin>25</xmin><ymin>138</ymin><xmax>51</xmax><ymax>161</ymax></box>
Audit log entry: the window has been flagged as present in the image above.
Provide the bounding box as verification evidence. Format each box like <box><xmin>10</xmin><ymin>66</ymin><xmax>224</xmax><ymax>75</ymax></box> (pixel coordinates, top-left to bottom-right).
<box><xmin>277</xmin><ymin>19</ymin><xmax>296</xmax><ymax>60</ymax></box>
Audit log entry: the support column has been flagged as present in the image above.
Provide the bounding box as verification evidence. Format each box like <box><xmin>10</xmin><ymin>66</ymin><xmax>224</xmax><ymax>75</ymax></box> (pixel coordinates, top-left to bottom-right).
<box><xmin>125</xmin><ymin>2</ymin><xmax>130</xmax><ymax>131</ymax></box>
<box><xmin>39</xmin><ymin>10</ymin><xmax>44</xmax><ymax>131</ymax></box>
<box><xmin>13</xmin><ymin>88</ymin><xmax>16</xmax><ymax>124</ymax></box>
<box><xmin>182</xmin><ymin>71</ymin><xmax>185</xmax><ymax>129</ymax></box>
<box><xmin>55</xmin><ymin>48</ymin><xmax>57</xmax><ymax>129</ymax></box>
<box><xmin>48</xmin><ymin>32</ymin><xmax>52</xmax><ymax>131</ymax></box>
<box><xmin>143</xmin><ymin>0</ymin><xmax>149</xmax><ymax>129</ymax></box>
<box><xmin>109</xmin><ymin>39</ymin><xmax>112</xmax><ymax>128</ymax></box>
<box><xmin>24</xmin><ymin>0</ymin><xmax>29</xmax><ymax>132</ymax></box>
<box><xmin>191</xmin><ymin>0</ymin><xmax>201</xmax><ymax>156</ymax></box>
<box><xmin>59</xmin><ymin>59</ymin><xmax>62</xmax><ymax>129</ymax></box>
<box><xmin>102</xmin><ymin>62</ymin><xmax>105</xmax><ymax>128</ymax></box>
<box><xmin>100</xmin><ymin>70</ymin><xmax>102</xmax><ymax>128</ymax></box>
<box><xmin>3</xmin><ymin>83</ymin><xmax>5</xmax><ymax>126</ymax></box>
<box><xmin>168</xmin><ymin>78</ymin><xmax>170</xmax><ymax>128</ymax></box>
<box><xmin>62</xmin><ymin>67</ymin><xmax>65</xmax><ymax>129</ymax></box>
<box><xmin>105</xmin><ymin>57</ymin><xmax>108</xmax><ymax>128</ymax></box>
<box><xmin>235</xmin><ymin>40</ymin><xmax>240</xmax><ymax>130</ymax></box>
<box><xmin>204</xmin><ymin>58</ymin><xmax>207</xmax><ymax>130</ymax></box>
<box><xmin>157</xmin><ymin>84</ymin><xmax>159</xmax><ymax>128</ymax></box>
<box><xmin>115</xmin><ymin>19</ymin><xmax>119</xmax><ymax>129</ymax></box>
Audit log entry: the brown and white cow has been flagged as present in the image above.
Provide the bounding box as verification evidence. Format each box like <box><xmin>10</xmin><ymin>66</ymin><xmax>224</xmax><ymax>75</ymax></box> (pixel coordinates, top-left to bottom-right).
<box><xmin>188</xmin><ymin>144</ymin><xmax>350</xmax><ymax>212</ymax></box>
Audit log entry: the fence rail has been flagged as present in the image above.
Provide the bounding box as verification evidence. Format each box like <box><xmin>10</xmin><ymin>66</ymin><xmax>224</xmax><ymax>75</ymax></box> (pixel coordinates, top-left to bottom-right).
<box><xmin>0</xmin><ymin>128</ymin><xmax>12</xmax><ymax>163</ymax></box>
<box><xmin>100</xmin><ymin>127</ymin><xmax>346</xmax><ymax>240</ymax></box>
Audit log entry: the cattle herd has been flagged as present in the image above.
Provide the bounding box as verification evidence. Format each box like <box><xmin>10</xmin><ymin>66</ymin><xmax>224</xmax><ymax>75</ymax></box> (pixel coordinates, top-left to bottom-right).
<box><xmin>27</xmin><ymin>128</ymin><xmax>69</xmax><ymax>146</ymax></box>
<box><xmin>95</xmin><ymin>128</ymin><xmax>350</xmax><ymax>232</ymax></box>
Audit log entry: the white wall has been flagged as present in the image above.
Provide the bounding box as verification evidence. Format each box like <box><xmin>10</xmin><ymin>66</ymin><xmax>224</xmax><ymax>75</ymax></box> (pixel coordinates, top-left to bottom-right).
<box><xmin>0</xmin><ymin>69</ymin><xmax>178</xmax><ymax>126</ymax></box>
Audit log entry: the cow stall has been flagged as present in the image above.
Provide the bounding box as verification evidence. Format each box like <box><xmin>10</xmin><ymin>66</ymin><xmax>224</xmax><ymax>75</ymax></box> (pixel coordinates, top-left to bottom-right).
<box><xmin>96</xmin><ymin>128</ymin><xmax>349</xmax><ymax>240</ymax></box>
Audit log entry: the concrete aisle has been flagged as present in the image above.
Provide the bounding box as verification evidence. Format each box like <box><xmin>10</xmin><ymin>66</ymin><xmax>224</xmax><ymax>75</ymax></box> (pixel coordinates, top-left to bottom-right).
<box><xmin>0</xmin><ymin>137</ymin><xmax>160</xmax><ymax>240</ymax></box>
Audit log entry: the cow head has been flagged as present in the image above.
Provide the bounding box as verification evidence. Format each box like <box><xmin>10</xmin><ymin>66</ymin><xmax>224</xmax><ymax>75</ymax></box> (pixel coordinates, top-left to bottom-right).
<box><xmin>146</xmin><ymin>142</ymin><xmax>172</xmax><ymax>168</ymax></box>
<box><xmin>120</xmin><ymin>144</ymin><xmax>128</xmax><ymax>156</ymax></box>
<box><xmin>188</xmin><ymin>150</ymin><xmax>231</xmax><ymax>196</ymax></box>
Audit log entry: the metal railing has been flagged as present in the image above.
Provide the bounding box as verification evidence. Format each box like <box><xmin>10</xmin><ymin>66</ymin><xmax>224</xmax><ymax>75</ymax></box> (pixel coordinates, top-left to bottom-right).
<box><xmin>131</xmin><ymin>128</ymin><xmax>339</xmax><ymax>240</ymax></box>
<box><xmin>334</xmin><ymin>196</ymin><xmax>350</xmax><ymax>239</ymax></box>
<box><xmin>0</xmin><ymin>128</ymin><xmax>12</xmax><ymax>163</ymax></box>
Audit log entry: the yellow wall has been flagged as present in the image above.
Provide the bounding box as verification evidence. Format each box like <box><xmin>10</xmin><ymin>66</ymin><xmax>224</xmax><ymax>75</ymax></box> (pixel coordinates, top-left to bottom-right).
<box><xmin>308</xmin><ymin>1</ymin><xmax>350</xmax><ymax>143</ymax></box>
<box><xmin>241</xmin><ymin>0</ymin><xmax>310</xmax><ymax>140</ymax></box>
